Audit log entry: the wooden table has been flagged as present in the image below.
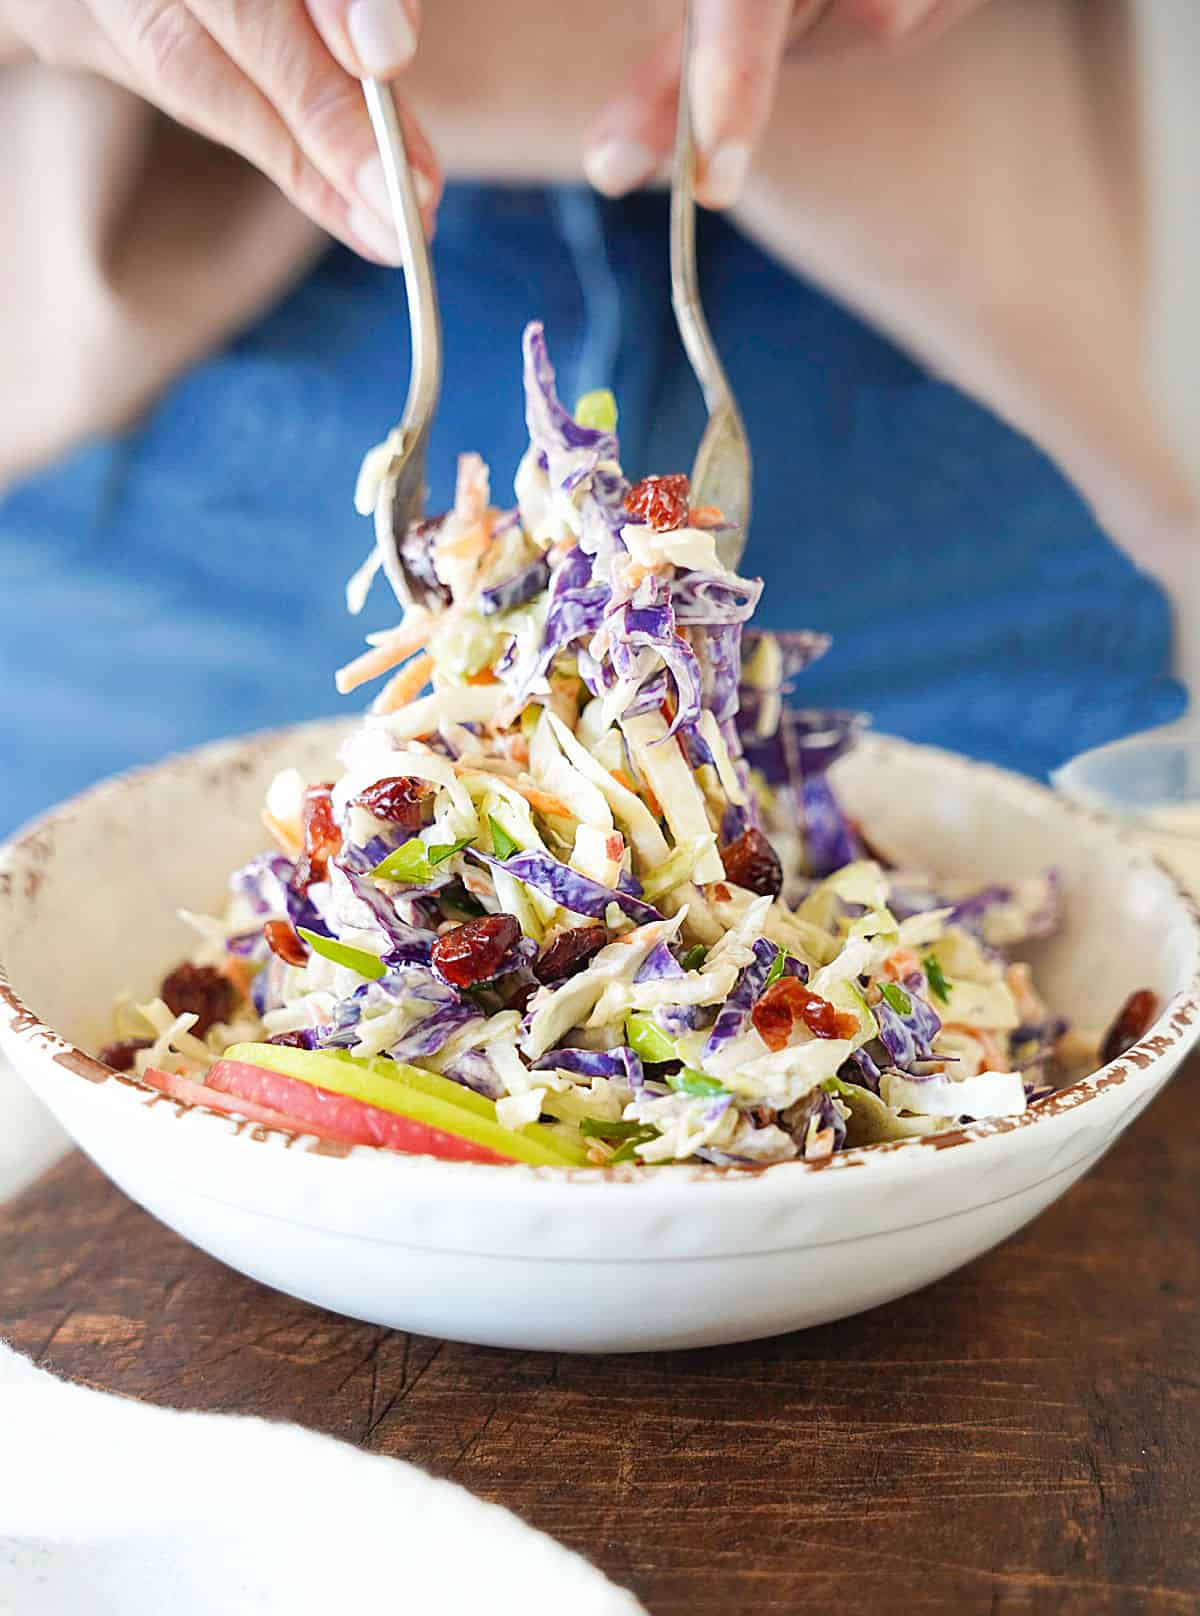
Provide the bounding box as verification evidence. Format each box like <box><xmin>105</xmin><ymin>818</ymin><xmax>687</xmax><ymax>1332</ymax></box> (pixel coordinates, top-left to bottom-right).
<box><xmin>3</xmin><ymin>1061</ymin><xmax>1198</xmax><ymax>1615</ymax></box>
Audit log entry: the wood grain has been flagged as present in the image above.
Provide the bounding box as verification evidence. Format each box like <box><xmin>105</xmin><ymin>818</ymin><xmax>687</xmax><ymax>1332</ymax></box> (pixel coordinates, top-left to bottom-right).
<box><xmin>3</xmin><ymin>1061</ymin><xmax>1198</xmax><ymax>1615</ymax></box>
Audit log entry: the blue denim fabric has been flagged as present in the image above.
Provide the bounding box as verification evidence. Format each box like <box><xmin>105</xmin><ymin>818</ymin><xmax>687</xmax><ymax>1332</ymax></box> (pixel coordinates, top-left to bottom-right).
<box><xmin>0</xmin><ymin>184</ymin><xmax>1182</xmax><ymax>834</ymax></box>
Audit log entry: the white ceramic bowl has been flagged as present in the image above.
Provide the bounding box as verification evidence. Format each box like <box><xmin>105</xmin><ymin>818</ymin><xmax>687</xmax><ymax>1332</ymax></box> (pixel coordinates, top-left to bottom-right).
<box><xmin>1</xmin><ymin>721</ymin><xmax>1197</xmax><ymax>1352</ymax></box>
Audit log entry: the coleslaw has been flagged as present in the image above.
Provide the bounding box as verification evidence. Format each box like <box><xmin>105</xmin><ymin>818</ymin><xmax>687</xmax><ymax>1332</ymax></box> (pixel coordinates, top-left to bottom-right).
<box><xmin>100</xmin><ymin>324</ymin><xmax>1145</xmax><ymax>1168</ymax></box>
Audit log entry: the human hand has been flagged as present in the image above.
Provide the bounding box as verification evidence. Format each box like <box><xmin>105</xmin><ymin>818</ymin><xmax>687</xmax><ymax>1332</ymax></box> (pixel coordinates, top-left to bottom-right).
<box><xmin>0</xmin><ymin>0</ymin><xmax>440</xmax><ymax>261</ymax></box>
<box><xmin>584</xmin><ymin>0</ymin><xmax>988</xmax><ymax>208</ymax></box>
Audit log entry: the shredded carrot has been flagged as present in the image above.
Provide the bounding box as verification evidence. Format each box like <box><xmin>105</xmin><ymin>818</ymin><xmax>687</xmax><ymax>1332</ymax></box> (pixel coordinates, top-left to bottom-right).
<box><xmin>466</xmin><ymin>666</ymin><xmax>500</xmax><ymax>686</ymax></box>
<box><xmin>513</xmin><ymin>781</ymin><xmax>574</xmax><ymax>819</ymax></box>
<box><xmin>618</xmin><ymin>559</ymin><xmax>657</xmax><ymax>592</ymax></box>
<box><xmin>881</xmin><ymin>948</ymin><xmax>921</xmax><ymax>983</ymax></box>
<box><xmin>1005</xmin><ymin>962</ymin><xmax>1043</xmax><ymax>1022</ymax></box>
<box><xmin>219</xmin><ymin>956</ymin><xmax>256</xmax><ymax>1004</ymax></box>
<box><xmin>805</xmin><ymin>1125</ymin><xmax>836</xmax><ymax>1162</ymax></box>
<box><xmin>370</xmin><ymin>652</ymin><xmax>435</xmax><ymax>714</ymax></box>
<box><xmin>975</xmin><ymin>1029</ymin><xmax>1006</xmax><ymax>1072</ymax></box>
<box><xmin>261</xmin><ymin>807</ymin><xmax>303</xmax><ymax>860</ymax></box>
<box><xmin>611</xmin><ymin>768</ymin><xmax>661</xmax><ymax>821</ymax></box>
<box><xmin>689</xmin><ymin>504</ymin><xmax>724</xmax><ymax>529</ymax></box>
<box><xmin>944</xmin><ymin>1024</ymin><xmax>1005</xmax><ymax>1072</ymax></box>
<box><xmin>492</xmin><ymin>732</ymin><xmax>530</xmax><ymax>767</ymax></box>
<box><xmin>453</xmin><ymin>452</ymin><xmax>490</xmax><ymax>523</ymax></box>
<box><xmin>334</xmin><ymin>613</ymin><xmax>438</xmax><ymax>695</ymax></box>
<box><xmin>447</xmin><ymin>763</ymin><xmax>568</xmax><ymax>819</ymax></box>
<box><xmin>435</xmin><ymin>517</ymin><xmax>491</xmax><ymax>565</ymax></box>
<box><xmin>451</xmin><ymin>758</ymin><xmax>522</xmax><ymax>781</ymax></box>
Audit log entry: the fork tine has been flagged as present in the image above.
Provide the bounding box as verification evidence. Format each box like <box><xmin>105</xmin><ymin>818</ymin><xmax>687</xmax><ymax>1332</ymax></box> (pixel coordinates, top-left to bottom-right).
<box><xmin>361</xmin><ymin>78</ymin><xmax>443</xmax><ymax>608</ymax></box>
<box><xmin>669</xmin><ymin>3</ymin><xmax>752</xmax><ymax>569</ymax></box>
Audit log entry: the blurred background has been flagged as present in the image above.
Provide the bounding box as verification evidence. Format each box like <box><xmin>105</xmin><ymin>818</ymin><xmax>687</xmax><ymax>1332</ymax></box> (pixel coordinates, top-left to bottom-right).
<box><xmin>0</xmin><ymin>0</ymin><xmax>1195</xmax><ymax>842</ymax></box>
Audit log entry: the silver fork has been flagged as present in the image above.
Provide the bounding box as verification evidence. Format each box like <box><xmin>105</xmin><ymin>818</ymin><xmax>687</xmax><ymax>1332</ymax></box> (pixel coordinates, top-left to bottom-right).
<box><xmin>670</xmin><ymin>1</ymin><xmax>752</xmax><ymax>571</ymax></box>
<box><xmin>364</xmin><ymin>23</ymin><xmax>749</xmax><ymax>593</ymax></box>
<box><xmin>361</xmin><ymin>77</ymin><xmax>443</xmax><ymax>608</ymax></box>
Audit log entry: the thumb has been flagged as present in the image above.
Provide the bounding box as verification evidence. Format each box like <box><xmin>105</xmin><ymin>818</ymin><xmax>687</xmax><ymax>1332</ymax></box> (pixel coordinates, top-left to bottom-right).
<box><xmin>305</xmin><ymin>0</ymin><xmax>420</xmax><ymax>80</ymax></box>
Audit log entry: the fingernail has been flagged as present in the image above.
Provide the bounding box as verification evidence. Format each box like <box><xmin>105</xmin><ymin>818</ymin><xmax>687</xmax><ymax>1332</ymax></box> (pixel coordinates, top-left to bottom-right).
<box><xmin>357</xmin><ymin>152</ymin><xmax>436</xmax><ymax>220</ymax></box>
<box><xmin>690</xmin><ymin>46</ymin><xmax>752</xmax><ymax>205</ymax></box>
<box><xmin>701</xmin><ymin>139</ymin><xmax>751</xmax><ymax>209</ymax></box>
<box><xmin>583</xmin><ymin>137</ymin><xmax>655</xmax><ymax>198</ymax></box>
<box><xmin>347</xmin><ymin>0</ymin><xmax>417</xmax><ymax>78</ymax></box>
<box><xmin>690</xmin><ymin>44</ymin><xmax>731</xmax><ymax>155</ymax></box>
<box><xmin>348</xmin><ymin>200</ymin><xmax>403</xmax><ymax>264</ymax></box>
<box><xmin>356</xmin><ymin>153</ymin><xmax>391</xmax><ymax>217</ymax></box>
<box><xmin>413</xmin><ymin>166</ymin><xmax>437</xmax><ymax>211</ymax></box>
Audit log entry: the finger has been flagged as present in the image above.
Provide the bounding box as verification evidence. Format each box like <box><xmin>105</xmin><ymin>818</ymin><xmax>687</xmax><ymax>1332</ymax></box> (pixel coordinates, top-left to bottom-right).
<box><xmin>787</xmin><ymin>0</ymin><xmax>974</xmax><ymax>57</ymax></box>
<box><xmin>689</xmin><ymin>0</ymin><xmax>796</xmax><ymax>208</ymax></box>
<box><xmin>187</xmin><ymin>0</ymin><xmax>441</xmax><ymax>239</ymax></box>
<box><xmin>7</xmin><ymin>0</ymin><xmax>138</xmax><ymax>81</ymax></box>
<box><xmin>100</xmin><ymin>0</ymin><xmax>403</xmax><ymax>261</ymax></box>
<box><xmin>582</xmin><ymin>25</ymin><xmax>680</xmax><ymax>199</ymax></box>
<box><xmin>303</xmin><ymin>0</ymin><xmax>419</xmax><ymax>81</ymax></box>
<box><xmin>302</xmin><ymin>0</ymin><xmax>439</xmax><ymax>238</ymax></box>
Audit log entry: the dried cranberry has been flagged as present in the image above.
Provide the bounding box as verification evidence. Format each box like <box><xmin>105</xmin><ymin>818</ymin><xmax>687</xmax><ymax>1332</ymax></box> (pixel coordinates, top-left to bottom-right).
<box><xmin>720</xmin><ymin>827</ymin><xmax>783</xmax><ymax>898</ymax></box>
<box><xmin>798</xmin><ymin>991</ymin><xmax>860</xmax><ymax>1042</ymax></box>
<box><xmin>500</xmin><ymin>978</ymin><xmax>539</xmax><ymax>1016</ymax></box>
<box><xmin>751</xmin><ymin>982</ymin><xmax>796</xmax><ymax>1052</ymax></box>
<box><xmin>534</xmin><ymin>923</ymin><xmax>607</xmax><ymax>985</ymax></box>
<box><xmin>294</xmin><ymin>783</ymin><xmax>341</xmax><ymax>893</ymax></box>
<box><xmin>97</xmin><ymin>1037</ymin><xmax>152</xmax><ymax>1072</ymax></box>
<box><xmin>751</xmin><ymin>978</ymin><xmax>857</xmax><ymax>1051</ymax></box>
<box><xmin>432</xmin><ymin>914</ymin><xmax>521</xmax><ymax>988</ymax></box>
<box><xmin>267</xmin><ymin>1031</ymin><xmax>312</xmax><ymax>1050</ymax></box>
<box><xmin>1100</xmin><ymin>988</ymin><xmax>1160</xmax><ymax>1065</ymax></box>
<box><xmin>354</xmin><ymin>776</ymin><xmax>436</xmax><ymax>830</ymax></box>
<box><xmin>160</xmin><ymin>963</ymin><xmax>236</xmax><ymax>1038</ymax></box>
<box><xmin>264</xmin><ymin>920</ymin><xmax>309</xmax><ymax>967</ymax></box>
<box><xmin>624</xmin><ymin>473</ymin><xmax>690</xmax><ymax>532</ymax></box>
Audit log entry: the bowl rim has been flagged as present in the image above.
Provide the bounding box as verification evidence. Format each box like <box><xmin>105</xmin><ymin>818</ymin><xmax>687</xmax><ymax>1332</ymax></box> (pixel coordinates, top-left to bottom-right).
<box><xmin>2</xmin><ymin>719</ymin><xmax>1198</xmax><ymax>1187</ymax></box>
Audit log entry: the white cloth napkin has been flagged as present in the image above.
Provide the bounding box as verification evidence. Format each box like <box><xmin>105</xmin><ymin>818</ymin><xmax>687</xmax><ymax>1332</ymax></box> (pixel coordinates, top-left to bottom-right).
<box><xmin>0</xmin><ymin>1058</ymin><xmax>68</xmax><ymax>1201</ymax></box>
<box><xmin>0</xmin><ymin>1074</ymin><xmax>644</xmax><ymax>1615</ymax></box>
<box><xmin>0</xmin><ymin>1343</ymin><xmax>644</xmax><ymax>1615</ymax></box>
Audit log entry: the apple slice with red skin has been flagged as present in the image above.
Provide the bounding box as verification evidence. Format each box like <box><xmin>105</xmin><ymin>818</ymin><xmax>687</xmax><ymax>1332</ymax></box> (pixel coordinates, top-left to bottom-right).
<box><xmin>222</xmin><ymin>1042</ymin><xmax>589</xmax><ymax>1166</ymax></box>
<box><xmin>142</xmin><ymin>1062</ymin><xmax>518</xmax><ymax>1164</ymax></box>
<box><xmin>204</xmin><ymin>1059</ymin><xmax>521</xmax><ymax>1163</ymax></box>
<box><xmin>141</xmin><ymin>1065</ymin><xmax>364</xmax><ymax>1148</ymax></box>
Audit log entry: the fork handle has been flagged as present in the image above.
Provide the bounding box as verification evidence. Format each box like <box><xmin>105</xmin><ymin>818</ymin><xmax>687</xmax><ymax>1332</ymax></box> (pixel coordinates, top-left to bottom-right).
<box><xmin>362</xmin><ymin>78</ymin><xmax>442</xmax><ymax>453</ymax></box>
<box><xmin>669</xmin><ymin>4</ymin><xmax>728</xmax><ymax>418</ymax></box>
<box><xmin>669</xmin><ymin>3</ymin><xmax>752</xmax><ymax>559</ymax></box>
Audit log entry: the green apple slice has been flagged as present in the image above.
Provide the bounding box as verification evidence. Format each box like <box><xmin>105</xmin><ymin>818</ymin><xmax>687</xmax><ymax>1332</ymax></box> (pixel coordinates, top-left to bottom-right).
<box><xmin>224</xmin><ymin>1042</ymin><xmax>590</xmax><ymax>1168</ymax></box>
